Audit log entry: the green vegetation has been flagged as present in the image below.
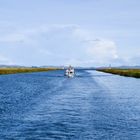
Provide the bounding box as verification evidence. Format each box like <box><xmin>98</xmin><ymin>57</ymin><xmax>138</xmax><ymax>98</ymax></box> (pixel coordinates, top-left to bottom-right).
<box><xmin>0</xmin><ymin>68</ymin><xmax>59</xmax><ymax>75</ymax></box>
<box><xmin>97</xmin><ymin>68</ymin><xmax>140</xmax><ymax>78</ymax></box>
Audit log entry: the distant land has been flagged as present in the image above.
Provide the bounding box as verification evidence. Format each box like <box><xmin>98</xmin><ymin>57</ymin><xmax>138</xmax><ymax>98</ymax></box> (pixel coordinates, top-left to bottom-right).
<box><xmin>0</xmin><ymin>65</ymin><xmax>63</xmax><ymax>69</ymax></box>
<box><xmin>0</xmin><ymin>65</ymin><xmax>140</xmax><ymax>77</ymax></box>
<box><xmin>96</xmin><ymin>66</ymin><xmax>140</xmax><ymax>69</ymax></box>
<box><xmin>0</xmin><ymin>65</ymin><xmax>140</xmax><ymax>69</ymax></box>
<box><xmin>97</xmin><ymin>68</ymin><xmax>140</xmax><ymax>78</ymax></box>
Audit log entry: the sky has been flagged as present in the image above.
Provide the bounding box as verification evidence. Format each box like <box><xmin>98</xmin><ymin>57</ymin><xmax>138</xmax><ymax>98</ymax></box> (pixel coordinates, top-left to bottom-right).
<box><xmin>0</xmin><ymin>0</ymin><xmax>140</xmax><ymax>67</ymax></box>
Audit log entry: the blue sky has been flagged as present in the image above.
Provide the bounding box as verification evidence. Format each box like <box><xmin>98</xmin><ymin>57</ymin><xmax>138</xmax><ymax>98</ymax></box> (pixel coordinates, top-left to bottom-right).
<box><xmin>0</xmin><ymin>0</ymin><xmax>140</xmax><ymax>66</ymax></box>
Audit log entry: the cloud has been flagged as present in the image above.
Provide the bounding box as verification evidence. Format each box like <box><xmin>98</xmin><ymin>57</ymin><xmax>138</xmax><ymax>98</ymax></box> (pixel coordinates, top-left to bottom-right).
<box><xmin>0</xmin><ymin>24</ymin><xmax>78</xmax><ymax>44</ymax></box>
<box><xmin>0</xmin><ymin>55</ymin><xmax>13</xmax><ymax>65</ymax></box>
<box><xmin>86</xmin><ymin>39</ymin><xmax>118</xmax><ymax>62</ymax></box>
<box><xmin>0</xmin><ymin>33</ymin><xmax>27</xmax><ymax>43</ymax></box>
<box><xmin>0</xmin><ymin>23</ymin><xmax>121</xmax><ymax>66</ymax></box>
<box><xmin>125</xmin><ymin>56</ymin><xmax>140</xmax><ymax>66</ymax></box>
<box><xmin>72</xmin><ymin>28</ymin><xmax>119</xmax><ymax>65</ymax></box>
<box><xmin>39</xmin><ymin>49</ymin><xmax>53</xmax><ymax>56</ymax></box>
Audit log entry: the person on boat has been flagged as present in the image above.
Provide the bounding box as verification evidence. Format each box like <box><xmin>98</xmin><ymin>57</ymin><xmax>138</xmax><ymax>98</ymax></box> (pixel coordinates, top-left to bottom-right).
<box><xmin>65</xmin><ymin>65</ymin><xmax>75</xmax><ymax>77</ymax></box>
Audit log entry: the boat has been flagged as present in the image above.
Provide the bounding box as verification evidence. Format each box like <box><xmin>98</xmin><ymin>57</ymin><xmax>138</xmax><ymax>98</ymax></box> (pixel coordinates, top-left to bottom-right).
<box><xmin>65</xmin><ymin>66</ymin><xmax>75</xmax><ymax>78</ymax></box>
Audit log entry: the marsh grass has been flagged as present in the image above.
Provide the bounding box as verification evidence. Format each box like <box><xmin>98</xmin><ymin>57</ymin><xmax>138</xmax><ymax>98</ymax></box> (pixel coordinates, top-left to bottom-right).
<box><xmin>97</xmin><ymin>69</ymin><xmax>140</xmax><ymax>78</ymax></box>
<box><xmin>0</xmin><ymin>68</ymin><xmax>58</xmax><ymax>75</ymax></box>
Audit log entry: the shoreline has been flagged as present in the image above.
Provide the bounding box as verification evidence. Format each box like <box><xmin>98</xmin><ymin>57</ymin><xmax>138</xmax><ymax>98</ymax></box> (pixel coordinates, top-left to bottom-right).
<box><xmin>0</xmin><ymin>68</ymin><xmax>60</xmax><ymax>75</ymax></box>
<box><xmin>97</xmin><ymin>69</ymin><xmax>140</xmax><ymax>78</ymax></box>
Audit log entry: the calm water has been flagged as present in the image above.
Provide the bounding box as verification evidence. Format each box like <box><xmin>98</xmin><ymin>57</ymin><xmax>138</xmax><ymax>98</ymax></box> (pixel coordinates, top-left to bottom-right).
<box><xmin>0</xmin><ymin>70</ymin><xmax>140</xmax><ymax>140</ymax></box>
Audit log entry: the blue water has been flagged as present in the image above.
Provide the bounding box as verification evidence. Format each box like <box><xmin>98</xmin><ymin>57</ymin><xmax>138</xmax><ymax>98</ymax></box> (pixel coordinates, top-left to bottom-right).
<box><xmin>0</xmin><ymin>70</ymin><xmax>140</xmax><ymax>140</ymax></box>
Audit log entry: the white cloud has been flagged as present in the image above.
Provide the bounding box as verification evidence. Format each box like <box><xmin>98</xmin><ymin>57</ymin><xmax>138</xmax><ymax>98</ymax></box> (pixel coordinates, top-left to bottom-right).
<box><xmin>86</xmin><ymin>39</ymin><xmax>118</xmax><ymax>61</ymax></box>
<box><xmin>39</xmin><ymin>49</ymin><xmax>53</xmax><ymax>56</ymax></box>
<box><xmin>0</xmin><ymin>24</ymin><xmax>78</xmax><ymax>44</ymax></box>
<box><xmin>72</xmin><ymin>28</ymin><xmax>119</xmax><ymax>65</ymax></box>
<box><xmin>65</xmin><ymin>58</ymin><xmax>97</xmax><ymax>67</ymax></box>
<box><xmin>0</xmin><ymin>24</ymin><xmax>121</xmax><ymax>66</ymax></box>
<box><xmin>0</xmin><ymin>55</ymin><xmax>13</xmax><ymax>65</ymax></box>
<box><xmin>0</xmin><ymin>33</ymin><xmax>26</xmax><ymax>43</ymax></box>
<box><xmin>124</xmin><ymin>56</ymin><xmax>140</xmax><ymax>66</ymax></box>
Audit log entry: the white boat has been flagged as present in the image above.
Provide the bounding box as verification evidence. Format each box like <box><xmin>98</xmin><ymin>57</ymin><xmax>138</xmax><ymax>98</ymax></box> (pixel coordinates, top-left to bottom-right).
<box><xmin>65</xmin><ymin>66</ymin><xmax>75</xmax><ymax>78</ymax></box>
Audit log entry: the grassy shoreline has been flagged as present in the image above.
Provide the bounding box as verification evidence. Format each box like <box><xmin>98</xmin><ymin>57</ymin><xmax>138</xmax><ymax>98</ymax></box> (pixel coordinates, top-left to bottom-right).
<box><xmin>0</xmin><ymin>68</ymin><xmax>59</xmax><ymax>75</ymax></box>
<box><xmin>97</xmin><ymin>69</ymin><xmax>140</xmax><ymax>78</ymax></box>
